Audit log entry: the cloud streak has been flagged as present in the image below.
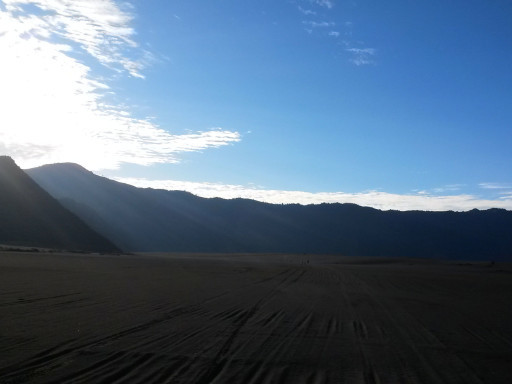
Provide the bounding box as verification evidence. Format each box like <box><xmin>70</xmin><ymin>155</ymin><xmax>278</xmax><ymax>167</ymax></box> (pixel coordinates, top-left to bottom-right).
<box><xmin>298</xmin><ymin>6</ymin><xmax>316</xmax><ymax>16</ymax></box>
<box><xmin>499</xmin><ymin>192</ymin><xmax>512</xmax><ymax>199</ymax></box>
<box><xmin>113</xmin><ymin>177</ymin><xmax>512</xmax><ymax>212</ymax></box>
<box><xmin>0</xmin><ymin>0</ymin><xmax>240</xmax><ymax>171</ymax></box>
<box><xmin>346</xmin><ymin>47</ymin><xmax>377</xmax><ymax>66</ymax></box>
<box><xmin>479</xmin><ymin>182</ymin><xmax>512</xmax><ymax>190</ymax></box>
<box><xmin>5</xmin><ymin>0</ymin><xmax>144</xmax><ymax>77</ymax></box>
<box><xmin>297</xmin><ymin>1</ymin><xmax>376</xmax><ymax>66</ymax></box>
<box><xmin>310</xmin><ymin>0</ymin><xmax>334</xmax><ymax>9</ymax></box>
<box><xmin>303</xmin><ymin>20</ymin><xmax>335</xmax><ymax>28</ymax></box>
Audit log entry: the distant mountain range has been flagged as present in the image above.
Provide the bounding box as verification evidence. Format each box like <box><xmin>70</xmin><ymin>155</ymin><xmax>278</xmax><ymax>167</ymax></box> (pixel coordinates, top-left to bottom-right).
<box><xmin>26</xmin><ymin>161</ymin><xmax>512</xmax><ymax>261</ymax></box>
<box><xmin>0</xmin><ymin>156</ymin><xmax>119</xmax><ymax>252</ymax></box>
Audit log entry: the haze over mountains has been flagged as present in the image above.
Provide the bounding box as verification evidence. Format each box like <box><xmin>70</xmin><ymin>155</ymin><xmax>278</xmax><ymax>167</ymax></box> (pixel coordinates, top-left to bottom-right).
<box><xmin>25</xmin><ymin>161</ymin><xmax>512</xmax><ymax>261</ymax></box>
<box><xmin>0</xmin><ymin>156</ymin><xmax>118</xmax><ymax>252</ymax></box>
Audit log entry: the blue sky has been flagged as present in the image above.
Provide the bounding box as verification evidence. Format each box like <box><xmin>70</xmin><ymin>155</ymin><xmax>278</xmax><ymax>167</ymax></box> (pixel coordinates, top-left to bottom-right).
<box><xmin>1</xmin><ymin>0</ymin><xmax>512</xmax><ymax>210</ymax></box>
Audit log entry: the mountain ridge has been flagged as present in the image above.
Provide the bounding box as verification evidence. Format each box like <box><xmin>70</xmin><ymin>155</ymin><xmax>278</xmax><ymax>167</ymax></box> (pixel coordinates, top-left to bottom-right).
<box><xmin>0</xmin><ymin>157</ymin><xmax>120</xmax><ymax>252</ymax></box>
<box><xmin>27</xmin><ymin>162</ymin><xmax>512</xmax><ymax>260</ymax></box>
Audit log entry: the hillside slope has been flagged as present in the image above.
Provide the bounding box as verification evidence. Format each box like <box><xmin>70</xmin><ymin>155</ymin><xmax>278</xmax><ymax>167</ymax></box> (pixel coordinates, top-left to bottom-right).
<box><xmin>27</xmin><ymin>162</ymin><xmax>512</xmax><ymax>260</ymax></box>
<box><xmin>0</xmin><ymin>157</ymin><xmax>119</xmax><ymax>252</ymax></box>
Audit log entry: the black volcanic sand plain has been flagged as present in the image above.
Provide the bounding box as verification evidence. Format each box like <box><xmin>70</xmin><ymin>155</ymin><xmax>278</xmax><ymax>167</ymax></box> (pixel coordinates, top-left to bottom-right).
<box><xmin>1</xmin><ymin>252</ymin><xmax>511</xmax><ymax>383</ymax></box>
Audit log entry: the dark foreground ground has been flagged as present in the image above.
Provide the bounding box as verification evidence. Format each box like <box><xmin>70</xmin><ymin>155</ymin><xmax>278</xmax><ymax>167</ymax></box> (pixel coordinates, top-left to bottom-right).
<box><xmin>1</xmin><ymin>252</ymin><xmax>511</xmax><ymax>384</ymax></box>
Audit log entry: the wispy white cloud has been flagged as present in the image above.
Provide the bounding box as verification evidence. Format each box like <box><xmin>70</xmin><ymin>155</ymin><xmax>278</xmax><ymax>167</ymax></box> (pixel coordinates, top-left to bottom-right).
<box><xmin>499</xmin><ymin>192</ymin><xmax>512</xmax><ymax>200</ymax></box>
<box><xmin>113</xmin><ymin>177</ymin><xmax>512</xmax><ymax>212</ymax></box>
<box><xmin>0</xmin><ymin>1</ymin><xmax>241</xmax><ymax>171</ymax></box>
<box><xmin>303</xmin><ymin>20</ymin><xmax>335</xmax><ymax>28</ymax></box>
<box><xmin>479</xmin><ymin>182</ymin><xmax>512</xmax><ymax>189</ymax></box>
<box><xmin>297</xmin><ymin>2</ymin><xmax>376</xmax><ymax>66</ymax></box>
<box><xmin>298</xmin><ymin>6</ymin><xmax>316</xmax><ymax>16</ymax></box>
<box><xmin>431</xmin><ymin>184</ymin><xmax>465</xmax><ymax>193</ymax></box>
<box><xmin>5</xmin><ymin>0</ymin><xmax>145</xmax><ymax>77</ymax></box>
<box><xmin>346</xmin><ymin>47</ymin><xmax>376</xmax><ymax>65</ymax></box>
<box><xmin>310</xmin><ymin>0</ymin><xmax>334</xmax><ymax>9</ymax></box>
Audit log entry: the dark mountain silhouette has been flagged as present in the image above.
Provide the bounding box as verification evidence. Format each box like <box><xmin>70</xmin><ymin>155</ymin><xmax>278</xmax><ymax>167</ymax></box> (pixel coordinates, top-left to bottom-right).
<box><xmin>0</xmin><ymin>156</ymin><xmax>119</xmax><ymax>252</ymax></box>
<box><xmin>27</xmin><ymin>162</ymin><xmax>512</xmax><ymax>261</ymax></box>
